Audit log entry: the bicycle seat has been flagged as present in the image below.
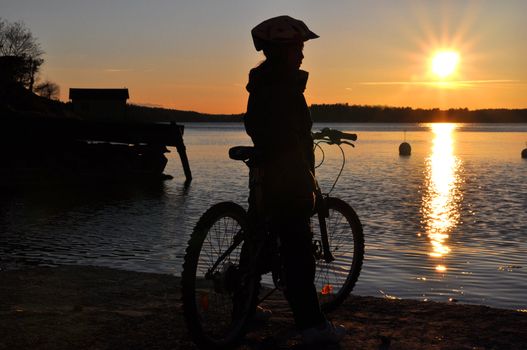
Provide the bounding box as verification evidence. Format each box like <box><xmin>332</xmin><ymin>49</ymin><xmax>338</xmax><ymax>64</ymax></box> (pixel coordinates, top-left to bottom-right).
<box><xmin>229</xmin><ymin>146</ymin><xmax>256</xmax><ymax>161</ymax></box>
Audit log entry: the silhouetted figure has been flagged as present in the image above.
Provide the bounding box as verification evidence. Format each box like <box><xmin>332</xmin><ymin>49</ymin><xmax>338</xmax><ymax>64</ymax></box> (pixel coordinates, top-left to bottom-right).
<box><xmin>243</xmin><ymin>15</ymin><xmax>345</xmax><ymax>344</ymax></box>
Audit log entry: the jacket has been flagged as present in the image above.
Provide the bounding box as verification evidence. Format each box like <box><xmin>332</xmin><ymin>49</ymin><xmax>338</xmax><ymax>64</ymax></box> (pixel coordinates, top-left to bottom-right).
<box><xmin>244</xmin><ymin>62</ymin><xmax>315</xmax><ymax>214</ymax></box>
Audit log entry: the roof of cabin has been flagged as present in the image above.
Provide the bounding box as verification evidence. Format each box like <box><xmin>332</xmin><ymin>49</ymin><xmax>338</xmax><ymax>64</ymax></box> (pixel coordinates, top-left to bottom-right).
<box><xmin>69</xmin><ymin>88</ymin><xmax>129</xmax><ymax>100</ymax></box>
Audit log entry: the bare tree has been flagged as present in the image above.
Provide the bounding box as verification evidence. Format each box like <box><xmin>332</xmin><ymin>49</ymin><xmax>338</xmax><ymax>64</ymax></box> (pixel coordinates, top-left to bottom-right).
<box><xmin>34</xmin><ymin>80</ymin><xmax>60</xmax><ymax>100</ymax></box>
<box><xmin>0</xmin><ymin>18</ymin><xmax>44</xmax><ymax>91</ymax></box>
<box><xmin>0</xmin><ymin>19</ymin><xmax>43</xmax><ymax>58</ymax></box>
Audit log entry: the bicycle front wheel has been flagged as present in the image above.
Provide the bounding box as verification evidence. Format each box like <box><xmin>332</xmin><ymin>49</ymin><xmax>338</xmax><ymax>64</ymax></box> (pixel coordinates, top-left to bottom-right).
<box><xmin>312</xmin><ymin>197</ymin><xmax>364</xmax><ymax>312</ymax></box>
<box><xmin>182</xmin><ymin>202</ymin><xmax>257</xmax><ymax>349</ymax></box>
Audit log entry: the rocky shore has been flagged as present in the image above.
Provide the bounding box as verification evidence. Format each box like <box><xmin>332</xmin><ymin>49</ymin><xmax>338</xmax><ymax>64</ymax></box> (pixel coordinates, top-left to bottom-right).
<box><xmin>1</xmin><ymin>265</ymin><xmax>526</xmax><ymax>349</ymax></box>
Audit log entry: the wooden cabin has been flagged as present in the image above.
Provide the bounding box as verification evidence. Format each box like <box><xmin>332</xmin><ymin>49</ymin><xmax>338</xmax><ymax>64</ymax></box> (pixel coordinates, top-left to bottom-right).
<box><xmin>69</xmin><ymin>88</ymin><xmax>129</xmax><ymax>121</ymax></box>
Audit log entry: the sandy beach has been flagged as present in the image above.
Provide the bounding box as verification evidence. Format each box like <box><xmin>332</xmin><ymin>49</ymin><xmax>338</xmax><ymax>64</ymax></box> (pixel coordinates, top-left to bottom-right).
<box><xmin>1</xmin><ymin>265</ymin><xmax>526</xmax><ymax>350</ymax></box>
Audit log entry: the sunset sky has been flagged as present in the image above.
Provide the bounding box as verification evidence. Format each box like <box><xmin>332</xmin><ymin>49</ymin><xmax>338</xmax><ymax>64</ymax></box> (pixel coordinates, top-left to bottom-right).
<box><xmin>2</xmin><ymin>0</ymin><xmax>526</xmax><ymax>114</ymax></box>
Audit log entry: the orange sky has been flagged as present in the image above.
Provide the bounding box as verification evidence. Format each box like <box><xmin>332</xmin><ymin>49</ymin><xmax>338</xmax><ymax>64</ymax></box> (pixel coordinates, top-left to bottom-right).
<box><xmin>4</xmin><ymin>0</ymin><xmax>527</xmax><ymax>114</ymax></box>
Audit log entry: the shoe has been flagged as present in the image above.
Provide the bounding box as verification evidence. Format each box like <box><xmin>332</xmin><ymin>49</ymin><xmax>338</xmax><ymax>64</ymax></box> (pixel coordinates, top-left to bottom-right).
<box><xmin>252</xmin><ymin>305</ymin><xmax>272</xmax><ymax>323</ymax></box>
<box><xmin>302</xmin><ymin>320</ymin><xmax>346</xmax><ymax>345</ymax></box>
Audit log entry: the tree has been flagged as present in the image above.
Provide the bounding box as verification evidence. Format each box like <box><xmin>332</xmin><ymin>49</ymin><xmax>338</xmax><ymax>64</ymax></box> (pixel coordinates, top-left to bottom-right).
<box><xmin>34</xmin><ymin>80</ymin><xmax>60</xmax><ymax>100</ymax></box>
<box><xmin>0</xmin><ymin>18</ymin><xmax>44</xmax><ymax>91</ymax></box>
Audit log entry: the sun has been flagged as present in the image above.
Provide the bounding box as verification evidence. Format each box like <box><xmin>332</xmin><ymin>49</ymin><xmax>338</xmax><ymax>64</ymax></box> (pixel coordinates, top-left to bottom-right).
<box><xmin>431</xmin><ymin>51</ymin><xmax>460</xmax><ymax>79</ymax></box>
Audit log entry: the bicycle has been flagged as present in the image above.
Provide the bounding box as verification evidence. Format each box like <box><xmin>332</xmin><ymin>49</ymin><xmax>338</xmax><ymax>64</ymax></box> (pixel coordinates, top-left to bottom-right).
<box><xmin>182</xmin><ymin>127</ymin><xmax>364</xmax><ymax>349</ymax></box>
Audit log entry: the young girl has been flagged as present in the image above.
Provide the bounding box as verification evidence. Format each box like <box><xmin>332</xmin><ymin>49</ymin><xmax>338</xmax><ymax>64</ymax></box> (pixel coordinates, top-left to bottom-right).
<box><xmin>244</xmin><ymin>15</ymin><xmax>346</xmax><ymax>345</ymax></box>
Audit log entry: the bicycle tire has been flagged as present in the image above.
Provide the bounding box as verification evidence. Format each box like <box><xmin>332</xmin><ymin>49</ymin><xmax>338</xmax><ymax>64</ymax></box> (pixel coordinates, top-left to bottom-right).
<box><xmin>313</xmin><ymin>197</ymin><xmax>364</xmax><ymax>312</ymax></box>
<box><xmin>182</xmin><ymin>202</ymin><xmax>257</xmax><ymax>349</ymax></box>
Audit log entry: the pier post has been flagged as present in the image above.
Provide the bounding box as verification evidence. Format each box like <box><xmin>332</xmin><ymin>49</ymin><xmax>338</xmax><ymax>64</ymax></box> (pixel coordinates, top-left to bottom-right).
<box><xmin>172</xmin><ymin>122</ymin><xmax>192</xmax><ymax>182</ymax></box>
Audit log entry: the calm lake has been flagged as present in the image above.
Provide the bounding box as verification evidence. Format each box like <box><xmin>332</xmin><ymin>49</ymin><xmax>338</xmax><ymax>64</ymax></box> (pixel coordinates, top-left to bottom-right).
<box><xmin>1</xmin><ymin>123</ymin><xmax>526</xmax><ymax>311</ymax></box>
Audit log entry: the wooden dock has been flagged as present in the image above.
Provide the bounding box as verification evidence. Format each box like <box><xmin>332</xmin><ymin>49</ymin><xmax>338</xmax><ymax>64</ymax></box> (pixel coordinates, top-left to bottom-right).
<box><xmin>0</xmin><ymin>115</ymin><xmax>192</xmax><ymax>182</ymax></box>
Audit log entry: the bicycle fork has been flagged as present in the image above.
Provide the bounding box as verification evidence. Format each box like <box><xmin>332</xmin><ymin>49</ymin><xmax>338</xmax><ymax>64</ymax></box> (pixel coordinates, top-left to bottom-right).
<box><xmin>316</xmin><ymin>191</ymin><xmax>335</xmax><ymax>263</ymax></box>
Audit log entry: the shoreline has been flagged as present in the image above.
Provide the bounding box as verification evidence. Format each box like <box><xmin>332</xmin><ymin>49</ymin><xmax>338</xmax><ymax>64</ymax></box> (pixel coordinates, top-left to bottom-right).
<box><xmin>1</xmin><ymin>265</ymin><xmax>526</xmax><ymax>349</ymax></box>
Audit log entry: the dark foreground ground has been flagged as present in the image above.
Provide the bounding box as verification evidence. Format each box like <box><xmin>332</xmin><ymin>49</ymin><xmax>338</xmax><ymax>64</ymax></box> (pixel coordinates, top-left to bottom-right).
<box><xmin>1</xmin><ymin>266</ymin><xmax>526</xmax><ymax>350</ymax></box>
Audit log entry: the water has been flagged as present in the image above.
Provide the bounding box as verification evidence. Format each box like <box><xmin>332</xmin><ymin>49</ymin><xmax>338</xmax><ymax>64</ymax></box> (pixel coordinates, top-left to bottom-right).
<box><xmin>1</xmin><ymin>123</ymin><xmax>526</xmax><ymax>310</ymax></box>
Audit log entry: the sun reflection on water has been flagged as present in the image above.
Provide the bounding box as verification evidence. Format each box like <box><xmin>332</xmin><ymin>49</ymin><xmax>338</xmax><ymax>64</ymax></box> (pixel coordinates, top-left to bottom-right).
<box><xmin>422</xmin><ymin>123</ymin><xmax>462</xmax><ymax>272</ymax></box>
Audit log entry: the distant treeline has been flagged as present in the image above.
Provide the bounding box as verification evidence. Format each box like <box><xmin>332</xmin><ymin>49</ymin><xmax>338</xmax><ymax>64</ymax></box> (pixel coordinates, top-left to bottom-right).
<box><xmin>310</xmin><ymin>104</ymin><xmax>527</xmax><ymax>123</ymax></box>
<box><xmin>127</xmin><ymin>104</ymin><xmax>243</xmax><ymax>123</ymax></box>
<box><xmin>128</xmin><ymin>103</ymin><xmax>527</xmax><ymax>124</ymax></box>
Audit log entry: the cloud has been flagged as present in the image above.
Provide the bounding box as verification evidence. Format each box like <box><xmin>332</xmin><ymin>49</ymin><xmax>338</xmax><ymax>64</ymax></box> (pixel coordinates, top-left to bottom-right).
<box><xmin>103</xmin><ymin>68</ymin><xmax>132</xmax><ymax>73</ymax></box>
<box><xmin>357</xmin><ymin>79</ymin><xmax>521</xmax><ymax>87</ymax></box>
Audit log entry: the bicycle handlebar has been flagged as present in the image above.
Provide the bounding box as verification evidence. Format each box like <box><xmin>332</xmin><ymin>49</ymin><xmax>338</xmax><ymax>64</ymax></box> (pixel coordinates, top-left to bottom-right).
<box><xmin>312</xmin><ymin>127</ymin><xmax>357</xmax><ymax>145</ymax></box>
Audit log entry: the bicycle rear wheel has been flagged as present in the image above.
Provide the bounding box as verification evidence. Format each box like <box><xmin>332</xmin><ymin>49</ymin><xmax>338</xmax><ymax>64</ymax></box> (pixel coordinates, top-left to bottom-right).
<box><xmin>312</xmin><ymin>197</ymin><xmax>364</xmax><ymax>312</ymax></box>
<box><xmin>182</xmin><ymin>202</ymin><xmax>257</xmax><ymax>349</ymax></box>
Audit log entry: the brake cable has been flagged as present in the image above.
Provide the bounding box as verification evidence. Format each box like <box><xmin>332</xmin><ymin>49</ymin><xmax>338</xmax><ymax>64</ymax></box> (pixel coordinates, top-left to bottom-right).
<box><xmin>313</xmin><ymin>141</ymin><xmax>325</xmax><ymax>169</ymax></box>
<box><xmin>327</xmin><ymin>142</ymin><xmax>346</xmax><ymax>195</ymax></box>
<box><xmin>314</xmin><ymin>140</ymin><xmax>347</xmax><ymax>196</ymax></box>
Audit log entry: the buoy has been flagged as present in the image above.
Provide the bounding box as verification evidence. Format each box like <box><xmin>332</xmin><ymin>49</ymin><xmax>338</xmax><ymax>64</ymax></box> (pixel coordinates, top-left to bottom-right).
<box><xmin>399</xmin><ymin>130</ymin><xmax>411</xmax><ymax>156</ymax></box>
<box><xmin>399</xmin><ymin>142</ymin><xmax>411</xmax><ymax>156</ymax></box>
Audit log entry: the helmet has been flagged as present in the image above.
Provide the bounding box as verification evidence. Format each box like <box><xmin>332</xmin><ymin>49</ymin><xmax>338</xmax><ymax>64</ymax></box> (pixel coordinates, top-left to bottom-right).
<box><xmin>251</xmin><ymin>15</ymin><xmax>319</xmax><ymax>51</ymax></box>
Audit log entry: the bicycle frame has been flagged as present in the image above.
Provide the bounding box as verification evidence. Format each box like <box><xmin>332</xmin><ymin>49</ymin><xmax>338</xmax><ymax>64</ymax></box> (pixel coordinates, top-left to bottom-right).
<box><xmin>203</xmin><ymin>183</ymin><xmax>334</xmax><ymax>302</ymax></box>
